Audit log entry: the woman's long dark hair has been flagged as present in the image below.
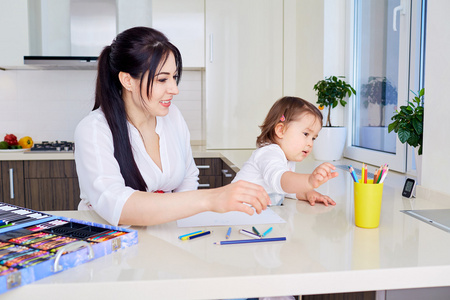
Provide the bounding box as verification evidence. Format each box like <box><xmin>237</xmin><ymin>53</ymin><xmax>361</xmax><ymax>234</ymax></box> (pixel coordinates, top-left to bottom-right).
<box><xmin>94</xmin><ymin>27</ymin><xmax>182</xmax><ymax>191</ymax></box>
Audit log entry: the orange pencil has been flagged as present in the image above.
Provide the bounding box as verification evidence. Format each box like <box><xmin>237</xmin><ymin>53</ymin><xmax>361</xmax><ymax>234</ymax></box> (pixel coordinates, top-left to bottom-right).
<box><xmin>373</xmin><ymin>167</ymin><xmax>380</xmax><ymax>184</ymax></box>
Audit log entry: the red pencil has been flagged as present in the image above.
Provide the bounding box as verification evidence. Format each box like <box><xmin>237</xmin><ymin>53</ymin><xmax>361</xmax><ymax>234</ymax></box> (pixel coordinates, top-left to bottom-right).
<box><xmin>364</xmin><ymin>164</ymin><xmax>368</xmax><ymax>184</ymax></box>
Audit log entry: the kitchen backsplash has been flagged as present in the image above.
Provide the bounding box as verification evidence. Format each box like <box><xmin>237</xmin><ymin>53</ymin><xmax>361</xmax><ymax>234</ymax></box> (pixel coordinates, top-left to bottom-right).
<box><xmin>0</xmin><ymin>69</ymin><xmax>203</xmax><ymax>143</ymax></box>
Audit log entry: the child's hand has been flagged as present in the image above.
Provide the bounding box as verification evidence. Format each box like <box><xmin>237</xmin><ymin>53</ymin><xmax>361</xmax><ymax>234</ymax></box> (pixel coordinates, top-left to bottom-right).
<box><xmin>309</xmin><ymin>163</ymin><xmax>339</xmax><ymax>188</ymax></box>
<box><xmin>304</xmin><ymin>189</ymin><xmax>336</xmax><ymax>206</ymax></box>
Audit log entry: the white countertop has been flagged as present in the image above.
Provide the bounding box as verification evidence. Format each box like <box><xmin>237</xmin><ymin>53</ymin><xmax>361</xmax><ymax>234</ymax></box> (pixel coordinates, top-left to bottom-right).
<box><xmin>0</xmin><ymin>150</ymin><xmax>75</xmax><ymax>160</ymax></box>
<box><xmin>0</xmin><ymin>145</ymin><xmax>252</xmax><ymax>164</ymax></box>
<box><xmin>3</xmin><ymin>151</ymin><xmax>450</xmax><ymax>299</ymax></box>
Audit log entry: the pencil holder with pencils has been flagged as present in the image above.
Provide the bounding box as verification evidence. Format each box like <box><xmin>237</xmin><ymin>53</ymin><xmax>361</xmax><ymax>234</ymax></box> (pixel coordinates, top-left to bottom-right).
<box><xmin>353</xmin><ymin>180</ymin><xmax>384</xmax><ymax>229</ymax></box>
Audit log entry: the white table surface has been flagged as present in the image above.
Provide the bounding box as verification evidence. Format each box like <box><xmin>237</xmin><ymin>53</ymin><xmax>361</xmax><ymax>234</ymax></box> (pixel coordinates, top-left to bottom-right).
<box><xmin>3</xmin><ymin>154</ymin><xmax>450</xmax><ymax>299</ymax></box>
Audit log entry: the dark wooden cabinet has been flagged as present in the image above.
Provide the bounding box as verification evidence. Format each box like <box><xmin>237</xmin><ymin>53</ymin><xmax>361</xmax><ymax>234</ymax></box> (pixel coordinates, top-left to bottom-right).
<box><xmin>194</xmin><ymin>158</ymin><xmax>236</xmax><ymax>189</ymax></box>
<box><xmin>195</xmin><ymin>158</ymin><xmax>222</xmax><ymax>189</ymax></box>
<box><xmin>1</xmin><ymin>156</ymin><xmax>235</xmax><ymax>210</ymax></box>
<box><xmin>0</xmin><ymin>160</ymin><xmax>79</xmax><ymax>211</ymax></box>
<box><xmin>1</xmin><ymin>161</ymin><xmax>26</xmax><ymax>208</ymax></box>
<box><xmin>302</xmin><ymin>291</ymin><xmax>376</xmax><ymax>300</ymax></box>
<box><xmin>221</xmin><ymin>159</ymin><xmax>236</xmax><ymax>186</ymax></box>
<box><xmin>24</xmin><ymin>160</ymin><xmax>80</xmax><ymax>211</ymax></box>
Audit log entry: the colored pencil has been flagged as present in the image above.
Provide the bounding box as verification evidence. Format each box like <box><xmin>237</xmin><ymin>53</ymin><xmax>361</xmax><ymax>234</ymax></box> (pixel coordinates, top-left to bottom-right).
<box><xmin>214</xmin><ymin>237</ymin><xmax>286</xmax><ymax>245</ymax></box>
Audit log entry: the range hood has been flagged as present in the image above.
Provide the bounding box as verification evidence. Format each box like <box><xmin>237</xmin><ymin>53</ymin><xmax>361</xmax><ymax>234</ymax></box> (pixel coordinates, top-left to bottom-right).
<box><xmin>24</xmin><ymin>0</ymin><xmax>116</xmax><ymax>70</ymax></box>
<box><xmin>23</xmin><ymin>56</ymin><xmax>98</xmax><ymax>70</ymax></box>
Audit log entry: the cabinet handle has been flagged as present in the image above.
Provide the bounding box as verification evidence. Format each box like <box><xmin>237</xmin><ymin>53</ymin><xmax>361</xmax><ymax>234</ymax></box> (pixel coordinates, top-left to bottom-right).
<box><xmin>221</xmin><ymin>169</ymin><xmax>233</xmax><ymax>178</ymax></box>
<box><xmin>197</xmin><ymin>165</ymin><xmax>211</xmax><ymax>169</ymax></box>
<box><xmin>9</xmin><ymin>168</ymin><xmax>14</xmax><ymax>199</ymax></box>
<box><xmin>209</xmin><ymin>33</ymin><xmax>214</xmax><ymax>63</ymax></box>
<box><xmin>198</xmin><ymin>183</ymin><xmax>211</xmax><ymax>188</ymax></box>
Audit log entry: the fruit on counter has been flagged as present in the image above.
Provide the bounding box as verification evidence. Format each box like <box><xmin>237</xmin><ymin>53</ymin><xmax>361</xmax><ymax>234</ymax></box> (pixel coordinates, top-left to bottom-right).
<box><xmin>1</xmin><ymin>134</ymin><xmax>32</xmax><ymax>149</ymax></box>
<box><xmin>4</xmin><ymin>134</ymin><xmax>18</xmax><ymax>145</ymax></box>
<box><xmin>18</xmin><ymin>136</ymin><xmax>33</xmax><ymax>149</ymax></box>
<box><xmin>0</xmin><ymin>142</ymin><xmax>21</xmax><ymax>149</ymax></box>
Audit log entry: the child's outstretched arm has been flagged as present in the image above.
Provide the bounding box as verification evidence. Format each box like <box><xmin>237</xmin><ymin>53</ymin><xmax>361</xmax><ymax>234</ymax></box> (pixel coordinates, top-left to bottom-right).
<box><xmin>280</xmin><ymin>162</ymin><xmax>338</xmax><ymax>206</ymax></box>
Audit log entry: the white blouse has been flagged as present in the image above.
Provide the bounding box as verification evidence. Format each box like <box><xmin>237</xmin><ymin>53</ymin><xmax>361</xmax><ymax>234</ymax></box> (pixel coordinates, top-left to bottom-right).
<box><xmin>74</xmin><ymin>104</ymin><xmax>199</xmax><ymax>226</ymax></box>
<box><xmin>232</xmin><ymin>144</ymin><xmax>296</xmax><ymax>205</ymax></box>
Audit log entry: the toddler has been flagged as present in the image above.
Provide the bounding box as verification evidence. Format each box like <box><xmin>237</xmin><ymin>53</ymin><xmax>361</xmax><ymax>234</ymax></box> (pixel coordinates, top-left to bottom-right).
<box><xmin>232</xmin><ymin>96</ymin><xmax>338</xmax><ymax>206</ymax></box>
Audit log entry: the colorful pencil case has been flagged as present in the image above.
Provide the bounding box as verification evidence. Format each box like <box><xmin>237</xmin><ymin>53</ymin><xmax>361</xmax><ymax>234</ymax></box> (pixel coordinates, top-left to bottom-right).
<box><xmin>0</xmin><ymin>202</ymin><xmax>138</xmax><ymax>295</ymax></box>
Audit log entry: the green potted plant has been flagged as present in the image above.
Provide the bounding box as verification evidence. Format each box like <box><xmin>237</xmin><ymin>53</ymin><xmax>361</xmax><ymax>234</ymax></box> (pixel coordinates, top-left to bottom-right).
<box><xmin>388</xmin><ymin>88</ymin><xmax>424</xmax><ymax>184</ymax></box>
<box><xmin>313</xmin><ymin>75</ymin><xmax>356</xmax><ymax>127</ymax></box>
<box><xmin>388</xmin><ymin>88</ymin><xmax>424</xmax><ymax>155</ymax></box>
<box><xmin>312</xmin><ymin>76</ymin><xmax>356</xmax><ymax>161</ymax></box>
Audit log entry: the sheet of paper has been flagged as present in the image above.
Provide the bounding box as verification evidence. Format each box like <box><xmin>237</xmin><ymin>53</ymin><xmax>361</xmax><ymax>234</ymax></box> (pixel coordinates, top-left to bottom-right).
<box><xmin>176</xmin><ymin>207</ymin><xmax>286</xmax><ymax>227</ymax></box>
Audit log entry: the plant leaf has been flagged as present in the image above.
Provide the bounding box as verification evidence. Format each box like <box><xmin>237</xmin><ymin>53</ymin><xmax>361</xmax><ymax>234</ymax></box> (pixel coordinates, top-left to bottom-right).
<box><xmin>388</xmin><ymin>121</ymin><xmax>398</xmax><ymax>133</ymax></box>
<box><xmin>412</xmin><ymin>118</ymin><xmax>423</xmax><ymax>134</ymax></box>
<box><xmin>419</xmin><ymin>88</ymin><xmax>425</xmax><ymax>97</ymax></box>
<box><xmin>397</xmin><ymin>128</ymin><xmax>410</xmax><ymax>144</ymax></box>
<box><xmin>408</xmin><ymin>134</ymin><xmax>420</xmax><ymax>148</ymax></box>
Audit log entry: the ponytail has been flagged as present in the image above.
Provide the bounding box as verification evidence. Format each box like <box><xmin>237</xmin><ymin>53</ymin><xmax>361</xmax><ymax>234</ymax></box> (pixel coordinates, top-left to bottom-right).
<box><xmin>95</xmin><ymin>45</ymin><xmax>147</xmax><ymax>191</ymax></box>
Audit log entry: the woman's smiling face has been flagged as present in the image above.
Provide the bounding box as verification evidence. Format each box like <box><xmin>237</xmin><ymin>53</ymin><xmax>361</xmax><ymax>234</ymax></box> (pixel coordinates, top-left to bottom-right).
<box><xmin>131</xmin><ymin>51</ymin><xmax>180</xmax><ymax>117</ymax></box>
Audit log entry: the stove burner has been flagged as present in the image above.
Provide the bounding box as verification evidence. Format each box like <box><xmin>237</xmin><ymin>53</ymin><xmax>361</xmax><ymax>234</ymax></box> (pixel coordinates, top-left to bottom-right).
<box><xmin>30</xmin><ymin>141</ymin><xmax>74</xmax><ymax>152</ymax></box>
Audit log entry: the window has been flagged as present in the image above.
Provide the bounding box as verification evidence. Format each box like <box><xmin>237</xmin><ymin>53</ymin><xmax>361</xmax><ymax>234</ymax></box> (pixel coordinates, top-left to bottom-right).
<box><xmin>345</xmin><ymin>0</ymin><xmax>426</xmax><ymax>173</ymax></box>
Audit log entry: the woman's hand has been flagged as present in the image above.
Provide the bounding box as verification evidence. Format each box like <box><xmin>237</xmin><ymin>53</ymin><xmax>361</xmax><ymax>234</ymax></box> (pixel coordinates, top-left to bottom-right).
<box><xmin>209</xmin><ymin>180</ymin><xmax>270</xmax><ymax>215</ymax></box>
<box><xmin>308</xmin><ymin>163</ymin><xmax>339</xmax><ymax>189</ymax></box>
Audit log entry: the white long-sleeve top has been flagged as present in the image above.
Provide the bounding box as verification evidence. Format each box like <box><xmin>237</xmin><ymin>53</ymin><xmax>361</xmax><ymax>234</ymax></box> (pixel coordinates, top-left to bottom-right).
<box><xmin>232</xmin><ymin>144</ymin><xmax>296</xmax><ymax>205</ymax></box>
<box><xmin>74</xmin><ymin>104</ymin><xmax>199</xmax><ymax>226</ymax></box>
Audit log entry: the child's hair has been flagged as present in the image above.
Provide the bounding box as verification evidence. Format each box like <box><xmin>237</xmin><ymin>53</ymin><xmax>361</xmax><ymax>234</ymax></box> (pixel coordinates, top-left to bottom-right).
<box><xmin>256</xmin><ymin>96</ymin><xmax>323</xmax><ymax>147</ymax></box>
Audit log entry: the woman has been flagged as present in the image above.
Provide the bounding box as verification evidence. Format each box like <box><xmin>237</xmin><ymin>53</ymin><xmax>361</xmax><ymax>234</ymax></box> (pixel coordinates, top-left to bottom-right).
<box><xmin>74</xmin><ymin>27</ymin><xmax>269</xmax><ymax>226</ymax></box>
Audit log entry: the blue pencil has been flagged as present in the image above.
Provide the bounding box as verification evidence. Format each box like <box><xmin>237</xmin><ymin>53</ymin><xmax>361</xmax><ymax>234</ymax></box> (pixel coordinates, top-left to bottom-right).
<box><xmin>226</xmin><ymin>227</ymin><xmax>232</xmax><ymax>239</ymax></box>
<box><xmin>214</xmin><ymin>237</ymin><xmax>286</xmax><ymax>245</ymax></box>
<box><xmin>178</xmin><ymin>230</ymin><xmax>203</xmax><ymax>240</ymax></box>
<box><xmin>348</xmin><ymin>166</ymin><xmax>359</xmax><ymax>183</ymax></box>
<box><xmin>182</xmin><ymin>231</ymin><xmax>211</xmax><ymax>240</ymax></box>
<box><xmin>262</xmin><ymin>227</ymin><xmax>273</xmax><ymax>237</ymax></box>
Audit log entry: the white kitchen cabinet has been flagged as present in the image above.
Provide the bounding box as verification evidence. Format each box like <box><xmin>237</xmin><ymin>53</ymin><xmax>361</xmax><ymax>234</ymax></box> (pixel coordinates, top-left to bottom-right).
<box><xmin>116</xmin><ymin>0</ymin><xmax>152</xmax><ymax>34</ymax></box>
<box><xmin>151</xmin><ymin>0</ymin><xmax>204</xmax><ymax>69</ymax></box>
<box><xmin>0</xmin><ymin>0</ymin><xmax>29</xmax><ymax>68</ymax></box>
<box><xmin>205</xmin><ymin>0</ymin><xmax>283</xmax><ymax>149</ymax></box>
<box><xmin>0</xmin><ymin>0</ymin><xmax>202</xmax><ymax>69</ymax></box>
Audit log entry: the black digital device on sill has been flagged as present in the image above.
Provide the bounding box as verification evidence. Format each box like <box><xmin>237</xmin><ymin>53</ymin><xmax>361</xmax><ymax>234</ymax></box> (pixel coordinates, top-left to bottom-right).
<box><xmin>402</xmin><ymin>178</ymin><xmax>416</xmax><ymax>198</ymax></box>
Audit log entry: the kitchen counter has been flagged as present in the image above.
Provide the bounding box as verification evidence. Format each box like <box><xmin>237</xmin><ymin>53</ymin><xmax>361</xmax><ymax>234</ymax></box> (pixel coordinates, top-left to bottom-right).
<box><xmin>0</xmin><ymin>145</ymin><xmax>250</xmax><ymax>165</ymax></box>
<box><xmin>0</xmin><ymin>150</ymin><xmax>75</xmax><ymax>160</ymax></box>
<box><xmin>2</xmin><ymin>151</ymin><xmax>450</xmax><ymax>299</ymax></box>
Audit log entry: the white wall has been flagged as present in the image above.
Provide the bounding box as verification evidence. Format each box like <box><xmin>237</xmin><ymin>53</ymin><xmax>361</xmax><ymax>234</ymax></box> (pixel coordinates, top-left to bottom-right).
<box><xmin>294</xmin><ymin>0</ymin><xmax>324</xmax><ymax>106</ymax></box>
<box><xmin>323</xmin><ymin>0</ymin><xmax>346</xmax><ymax>126</ymax></box>
<box><xmin>0</xmin><ymin>70</ymin><xmax>203</xmax><ymax>143</ymax></box>
<box><xmin>421</xmin><ymin>0</ymin><xmax>450</xmax><ymax>196</ymax></box>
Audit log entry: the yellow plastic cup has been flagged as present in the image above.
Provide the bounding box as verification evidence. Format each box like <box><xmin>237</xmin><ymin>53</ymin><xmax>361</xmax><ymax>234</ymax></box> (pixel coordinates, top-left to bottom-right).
<box><xmin>353</xmin><ymin>180</ymin><xmax>384</xmax><ymax>228</ymax></box>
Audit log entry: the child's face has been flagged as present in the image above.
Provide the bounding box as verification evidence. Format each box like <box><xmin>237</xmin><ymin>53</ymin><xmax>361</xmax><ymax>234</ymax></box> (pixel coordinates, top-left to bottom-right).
<box><xmin>275</xmin><ymin>113</ymin><xmax>321</xmax><ymax>162</ymax></box>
